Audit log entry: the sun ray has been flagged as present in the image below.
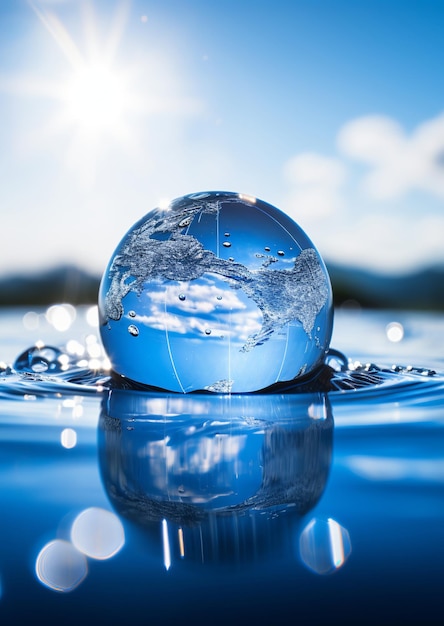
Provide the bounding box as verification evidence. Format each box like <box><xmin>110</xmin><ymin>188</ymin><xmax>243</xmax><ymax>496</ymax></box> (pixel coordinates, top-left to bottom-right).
<box><xmin>29</xmin><ymin>0</ymin><xmax>84</xmax><ymax>70</ymax></box>
<box><xmin>82</xmin><ymin>0</ymin><xmax>130</xmax><ymax>65</ymax></box>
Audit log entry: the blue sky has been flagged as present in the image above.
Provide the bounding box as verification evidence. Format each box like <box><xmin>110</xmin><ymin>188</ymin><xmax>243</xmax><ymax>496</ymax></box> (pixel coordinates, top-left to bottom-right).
<box><xmin>1</xmin><ymin>0</ymin><xmax>444</xmax><ymax>278</ymax></box>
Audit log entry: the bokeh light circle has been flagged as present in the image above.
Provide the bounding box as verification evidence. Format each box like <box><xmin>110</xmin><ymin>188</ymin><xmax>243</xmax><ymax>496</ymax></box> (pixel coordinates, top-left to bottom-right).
<box><xmin>35</xmin><ymin>540</ymin><xmax>87</xmax><ymax>592</ymax></box>
<box><xmin>70</xmin><ymin>507</ymin><xmax>125</xmax><ymax>560</ymax></box>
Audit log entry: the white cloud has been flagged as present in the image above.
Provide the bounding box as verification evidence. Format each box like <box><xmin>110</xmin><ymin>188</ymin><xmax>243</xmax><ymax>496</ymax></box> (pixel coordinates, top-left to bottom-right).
<box><xmin>138</xmin><ymin>309</ymin><xmax>188</xmax><ymax>334</ymax></box>
<box><xmin>280</xmin><ymin>111</ymin><xmax>444</xmax><ymax>273</ymax></box>
<box><xmin>137</xmin><ymin>294</ymin><xmax>263</xmax><ymax>340</ymax></box>
<box><xmin>338</xmin><ymin>113</ymin><xmax>444</xmax><ymax>199</ymax></box>
<box><xmin>284</xmin><ymin>153</ymin><xmax>347</xmax><ymax>187</ymax></box>
<box><xmin>314</xmin><ymin>212</ymin><xmax>444</xmax><ymax>273</ymax></box>
<box><xmin>227</xmin><ymin>309</ymin><xmax>263</xmax><ymax>341</ymax></box>
<box><xmin>284</xmin><ymin>187</ymin><xmax>342</xmax><ymax>220</ymax></box>
<box><xmin>283</xmin><ymin>152</ymin><xmax>347</xmax><ymax>219</ymax></box>
<box><xmin>337</xmin><ymin>115</ymin><xmax>404</xmax><ymax>163</ymax></box>
<box><xmin>148</xmin><ymin>282</ymin><xmax>247</xmax><ymax>314</ymax></box>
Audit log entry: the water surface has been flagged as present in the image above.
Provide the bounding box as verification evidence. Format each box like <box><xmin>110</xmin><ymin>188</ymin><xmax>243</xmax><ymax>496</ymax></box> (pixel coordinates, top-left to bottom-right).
<box><xmin>1</xmin><ymin>307</ymin><xmax>444</xmax><ymax>624</ymax></box>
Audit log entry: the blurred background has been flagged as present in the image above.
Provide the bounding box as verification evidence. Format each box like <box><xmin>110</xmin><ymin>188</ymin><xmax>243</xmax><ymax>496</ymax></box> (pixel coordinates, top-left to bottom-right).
<box><xmin>1</xmin><ymin>0</ymin><xmax>443</xmax><ymax>309</ymax></box>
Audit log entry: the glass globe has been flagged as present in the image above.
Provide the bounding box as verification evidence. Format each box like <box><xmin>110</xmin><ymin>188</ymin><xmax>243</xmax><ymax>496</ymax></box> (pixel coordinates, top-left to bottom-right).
<box><xmin>98</xmin><ymin>191</ymin><xmax>333</xmax><ymax>393</ymax></box>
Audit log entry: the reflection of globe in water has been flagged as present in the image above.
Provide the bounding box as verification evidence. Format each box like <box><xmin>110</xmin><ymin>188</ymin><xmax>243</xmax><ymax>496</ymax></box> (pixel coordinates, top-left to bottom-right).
<box><xmin>98</xmin><ymin>390</ymin><xmax>333</xmax><ymax>563</ymax></box>
<box><xmin>98</xmin><ymin>191</ymin><xmax>333</xmax><ymax>393</ymax></box>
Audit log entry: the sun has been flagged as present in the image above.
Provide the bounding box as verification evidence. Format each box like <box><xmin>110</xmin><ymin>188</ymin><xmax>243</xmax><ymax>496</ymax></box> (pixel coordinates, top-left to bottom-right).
<box><xmin>27</xmin><ymin>1</ymin><xmax>142</xmax><ymax>156</ymax></box>
<box><xmin>62</xmin><ymin>61</ymin><xmax>131</xmax><ymax>133</ymax></box>
<box><xmin>2</xmin><ymin>2</ymin><xmax>201</xmax><ymax>185</ymax></box>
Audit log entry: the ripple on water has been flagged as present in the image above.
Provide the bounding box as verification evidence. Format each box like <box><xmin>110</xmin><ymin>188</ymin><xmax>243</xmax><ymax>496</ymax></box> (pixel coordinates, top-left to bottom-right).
<box><xmin>0</xmin><ymin>341</ymin><xmax>442</xmax><ymax>409</ymax></box>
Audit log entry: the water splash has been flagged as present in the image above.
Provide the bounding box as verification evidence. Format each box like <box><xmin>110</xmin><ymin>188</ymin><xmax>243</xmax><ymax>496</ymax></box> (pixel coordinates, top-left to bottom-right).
<box><xmin>0</xmin><ymin>339</ymin><xmax>442</xmax><ymax>402</ymax></box>
<box><xmin>0</xmin><ymin>341</ymin><xmax>111</xmax><ymax>398</ymax></box>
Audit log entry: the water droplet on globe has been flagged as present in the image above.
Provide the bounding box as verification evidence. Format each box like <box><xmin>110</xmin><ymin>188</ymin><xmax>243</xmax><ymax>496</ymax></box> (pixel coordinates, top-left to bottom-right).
<box><xmin>178</xmin><ymin>294</ymin><xmax>186</xmax><ymax>301</ymax></box>
<box><xmin>98</xmin><ymin>190</ymin><xmax>333</xmax><ymax>393</ymax></box>
<box><xmin>128</xmin><ymin>310</ymin><xmax>136</xmax><ymax>318</ymax></box>
<box><xmin>179</xmin><ymin>217</ymin><xmax>192</xmax><ymax>228</ymax></box>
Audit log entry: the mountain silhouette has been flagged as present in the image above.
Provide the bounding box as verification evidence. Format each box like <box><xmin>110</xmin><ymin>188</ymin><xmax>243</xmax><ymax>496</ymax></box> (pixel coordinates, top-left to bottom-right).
<box><xmin>0</xmin><ymin>265</ymin><xmax>100</xmax><ymax>307</ymax></box>
<box><xmin>0</xmin><ymin>261</ymin><xmax>443</xmax><ymax>310</ymax></box>
<box><xmin>329</xmin><ymin>263</ymin><xmax>444</xmax><ymax>310</ymax></box>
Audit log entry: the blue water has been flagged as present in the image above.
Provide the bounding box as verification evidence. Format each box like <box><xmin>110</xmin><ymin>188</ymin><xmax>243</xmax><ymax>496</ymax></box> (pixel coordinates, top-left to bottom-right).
<box><xmin>1</xmin><ymin>307</ymin><xmax>444</xmax><ymax>624</ymax></box>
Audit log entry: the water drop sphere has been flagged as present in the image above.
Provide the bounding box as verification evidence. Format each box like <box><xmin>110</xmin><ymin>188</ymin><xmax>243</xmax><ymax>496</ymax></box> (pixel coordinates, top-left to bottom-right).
<box><xmin>98</xmin><ymin>191</ymin><xmax>333</xmax><ymax>393</ymax></box>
